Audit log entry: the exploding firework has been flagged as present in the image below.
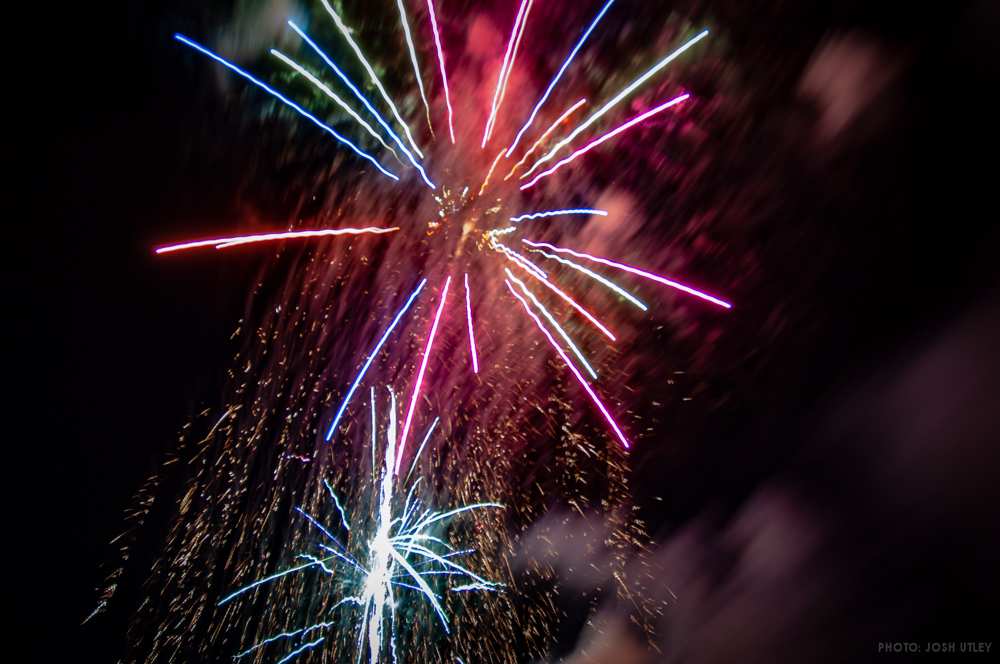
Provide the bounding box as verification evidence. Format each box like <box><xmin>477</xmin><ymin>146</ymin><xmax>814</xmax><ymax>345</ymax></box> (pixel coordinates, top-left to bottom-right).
<box><xmin>219</xmin><ymin>388</ymin><xmax>502</xmax><ymax>664</ymax></box>
<box><xmin>164</xmin><ymin>2</ymin><xmax>729</xmax><ymax>458</ymax></box>
<box><xmin>93</xmin><ymin>1</ymin><xmax>736</xmax><ymax>661</ymax></box>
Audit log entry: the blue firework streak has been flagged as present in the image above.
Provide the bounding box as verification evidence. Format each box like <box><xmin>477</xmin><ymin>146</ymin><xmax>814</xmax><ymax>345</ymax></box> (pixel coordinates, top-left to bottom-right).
<box><xmin>220</xmin><ymin>388</ymin><xmax>502</xmax><ymax>664</ymax></box>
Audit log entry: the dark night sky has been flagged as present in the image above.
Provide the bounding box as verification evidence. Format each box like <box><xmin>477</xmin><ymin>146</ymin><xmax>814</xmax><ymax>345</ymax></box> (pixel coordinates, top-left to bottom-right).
<box><xmin>16</xmin><ymin>1</ymin><xmax>1000</xmax><ymax>661</ymax></box>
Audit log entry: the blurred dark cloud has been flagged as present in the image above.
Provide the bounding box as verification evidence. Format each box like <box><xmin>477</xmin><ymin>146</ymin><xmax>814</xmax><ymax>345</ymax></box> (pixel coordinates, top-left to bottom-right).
<box><xmin>519</xmin><ymin>292</ymin><xmax>1000</xmax><ymax>663</ymax></box>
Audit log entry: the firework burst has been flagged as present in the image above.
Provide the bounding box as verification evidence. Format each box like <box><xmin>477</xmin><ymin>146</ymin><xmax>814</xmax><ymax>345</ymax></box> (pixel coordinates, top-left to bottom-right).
<box><xmin>165</xmin><ymin>0</ymin><xmax>730</xmax><ymax>461</ymax></box>
<box><xmin>94</xmin><ymin>1</ymin><xmax>736</xmax><ymax>661</ymax></box>
<box><xmin>219</xmin><ymin>388</ymin><xmax>501</xmax><ymax>664</ymax></box>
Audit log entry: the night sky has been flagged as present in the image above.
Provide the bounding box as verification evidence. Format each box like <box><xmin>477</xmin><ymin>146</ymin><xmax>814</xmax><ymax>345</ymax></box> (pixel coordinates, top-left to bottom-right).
<box><xmin>18</xmin><ymin>1</ymin><xmax>1000</xmax><ymax>661</ymax></box>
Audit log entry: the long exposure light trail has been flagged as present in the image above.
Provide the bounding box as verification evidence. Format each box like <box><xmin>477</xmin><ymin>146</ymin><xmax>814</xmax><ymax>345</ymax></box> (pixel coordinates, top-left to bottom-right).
<box><xmin>397</xmin><ymin>276</ymin><xmax>452</xmax><ymax>472</ymax></box>
<box><xmin>510</xmin><ymin>208</ymin><xmax>608</xmax><ymax>223</ymax></box>
<box><xmin>505</xmin><ymin>0</ymin><xmax>615</xmax><ymax>156</ymax></box>
<box><xmin>287</xmin><ymin>21</ymin><xmax>436</xmax><ymax>190</ymax></box>
<box><xmin>325</xmin><ymin>280</ymin><xmax>428</xmax><ymax>442</ymax></box>
<box><xmin>173</xmin><ymin>34</ymin><xmax>399</xmax><ymax>182</ymax></box>
<box><xmin>270</xmin><ymin>49</ymin><xmax>400</xmax><ymax>161</ymax></box>
<box><xmin>505</xmin><ymin>250</ymin><xmax>618</xmax><ymax>341</ymax></box>
<box><xmin>505</xmin><ymin>98</ymin><xmax>587</xmax><ymax>181</ymax></box>
<box><xmin>464</xmin><ymin>274</ymin><xmax>480</xmax><ymax>374</ymax></box>
<box><xmin>505</xmin><ymin>281</ymin><xmax>629</xmax><ymax>448</ymax></box>
<box><xmin>483</xmin><ymin>0</ymin><xmax>533</xmax><ymax>147</ymax></box>
<box><xmin>395</xmin><ymin>0</ymin><xmax>434</xmax><ymax>135</ymax></box>
<box><xmin>523</xmin><ymin>239</ymin><xmax>732</xmax><ymax>308</ymax></box>
<box><xmin>529</xmin><ymin>248</ymin><xmax>648</xmax><ymax>311</ymax></box>
<box><xmin>506</xmin><ymin>269</ymin><xmax>598</xmax><ymax>379</ymax></box>
<box><xmin>521</xmin><ymin>93</ymin><xmax>690</xmax><ymax>189</ymax></box>
<box><xmin>522</xmin><ymin>29</ymin><xmax>708</xmax><ymax>178</ymax></box>
<box><xmin>320</xmin><ymin>0</ymin><xmax>425</xmax><ymax>159</ymax></box>
<box><xmin>425</xmin><ymin>0</ymin><xmax>456</xmax><ymax>143</ymax></box>
<box><xmin>155</xmin><ymin>227</ymin><xmax>400</xmax><ymax>254</ymax></box>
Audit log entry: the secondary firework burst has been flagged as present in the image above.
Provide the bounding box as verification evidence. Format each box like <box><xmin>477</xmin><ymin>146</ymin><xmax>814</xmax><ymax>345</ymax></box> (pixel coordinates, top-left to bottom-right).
<box><xmin>218</xmin><ymin>388</ymin><xmax>501</xmax><ymax>664</ymax></box>
<box><xmin>163</xmin><ymin>0</ymin><xmax>731</xmax><ymax>462</ymax></box>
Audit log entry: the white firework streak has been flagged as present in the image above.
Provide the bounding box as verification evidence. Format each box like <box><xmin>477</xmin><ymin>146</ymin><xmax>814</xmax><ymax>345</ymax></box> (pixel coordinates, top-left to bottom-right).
<box><xmin>219</xmin><ymin>388</ymin><xmax>503</xmax><ymax>664</ymax></box>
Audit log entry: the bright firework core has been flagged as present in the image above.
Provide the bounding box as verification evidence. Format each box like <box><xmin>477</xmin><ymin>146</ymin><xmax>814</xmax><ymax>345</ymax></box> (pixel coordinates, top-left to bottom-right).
<box><xmin>219</xmin><ymin>389</ymin><xmax>502</xmax><ymax>664</ymax></box>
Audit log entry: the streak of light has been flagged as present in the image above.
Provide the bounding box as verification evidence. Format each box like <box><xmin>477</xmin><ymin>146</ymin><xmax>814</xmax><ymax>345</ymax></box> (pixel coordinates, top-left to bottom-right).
<box><xmin>397</xmin><ymin>276</ymin><xmax>452</xmax><ymax>472</ymax></box>
<box><xmin>325</xmin><ymin>279</ymin><xmax>429</xmax><ymax>442</ymax></box>
<box><xmin>503</xmin><ymin>249</ymin><xmax>617</xmax><ymax>341</ymax></box>
<box><xmin>478</xmin><ymin>147</ymin><xmax>508</xmax><ymax>195</ymax></box>
<box><xmin>521</xmin><ymin>93</ymin><xmax>689</xmax><ymax>189</ymax></box>
<box><xmin>464</xmin><ymin>274</ymin><xmax>480</xmax><ymax>374</ymax></box>
<box><xmin>396</xmin><ymin>0</ymin><xmax>434</xmax><ymax>135</ymax></box>
<box><xmin>270</xmin><ymin>49</ymin><xmax>400</xmax><ymax>162</ymax></box>
<box><xmin>510</xmin><ymin>208</ymin><xmax>607</xmax><ymax>223</ymax></box>
<box><xmin>276</xmin><ymin>636</ymin><xmax>325</xmax><ymax>664</ymax></box>
<box><xmin>173</xmin><ymin>34</ymin><xmax>399</xmax><ymax>181</ymax></box>
<box><xmin>483</xmin><ymin>0</ymin><xmax>534</xmax><ymax>147</ymax></box>
<box><xmin>523</xmin><ymin>239</ymin><xmax>731</xmax><ymax>308</ymax></box>
<box><xmin>506</xmin><ymin>269</ymin><xmax>598</xmax><ymax>379</ymax></box>
<box><xmin>288</xmin><ymin>21</ymin><xmax>435</xmax><ymax>189</ymax></box>
<box><xmin>234</xmin><ymin>622</ymin><xmax>334</xmax><ymax>659</ymax></box>
<box><xmin>320</xmin><ymin>0</ymin><xmax>425</xmax><ymax>159</ymax></box>
<box><xmin>505</xmin><ymin>0</ymin><xmax>615</xmax><ymax>156</ymax></box>
<box><xmin>493</xmin><ymin>242</ymin><xmax>548</xmax><ymax>280</ymax></box>
<box><xmin>155</xmin><ymin>227</ymin><xmax>400</xmax><ymax>254</ymax></box>
<box><xmin>406</xmin><ymin>417</ymin><xmax>440</xmax><ymax>480</ymax></box>
<box><xmin>425</xmin><ymin>0</ymin><xmax>456</xmax><ymax>143</ymax></box>
<box><xmin>529</xmin><ymin>248</ymin><xmax>647</xmax><ymax>311</ymax></box>
<box><xmin>505</xmin><ymin>98</ymin><xmax>586</xmax><ymax>180</ymax></box>
<box><xmin>522</xmin><ymin>29</ymin><xmax>708</xmax><ymax>178</ymax></box>
<box><xmin>505</xmin><ymin>280</ymin><xmax>630</xmax><ymax>447</ymax></box>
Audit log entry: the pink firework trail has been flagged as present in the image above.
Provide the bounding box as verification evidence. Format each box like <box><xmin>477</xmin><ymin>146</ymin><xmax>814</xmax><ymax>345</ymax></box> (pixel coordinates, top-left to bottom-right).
<box><xmin>397</xmin><ymin>275</ymin><xmax>452</xmax><ymax>472</ymax></box>
<box><xmin>521</xmin><ymin>93</ymin><xmax>690</xmax><ymax>190</ymax></box>
<box><xmin>483</xmin><ymin>0</ymin><xmax>534</xmax><ymax>147</ymax></box>
<box><xmin>505</xmin><ymin>280</ymin><xmax>630</xmax><ymax>448</ymax></box>
<box><xmin>155</xmin><ymin>227</ymin><xmax>400</xmax><ymax>254</ymax></box>
<box><xmin>464</xmin><ymin>273</ymin><xmax>480</xmax><ymax>374</ymax></box>
<box><xmin>425</xmin><ymin>0</ymin><xmax>455</xmax><ymax>143</ymax></box>
<box><xmin>522</xmin><ymin>239</ymin><xmax>732</xmax><ymax>309</ymax></box>
<box><xmin>505</xmin><ymin>250</ymin><xmax>618</xmax><ymax>341</ymax></box>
